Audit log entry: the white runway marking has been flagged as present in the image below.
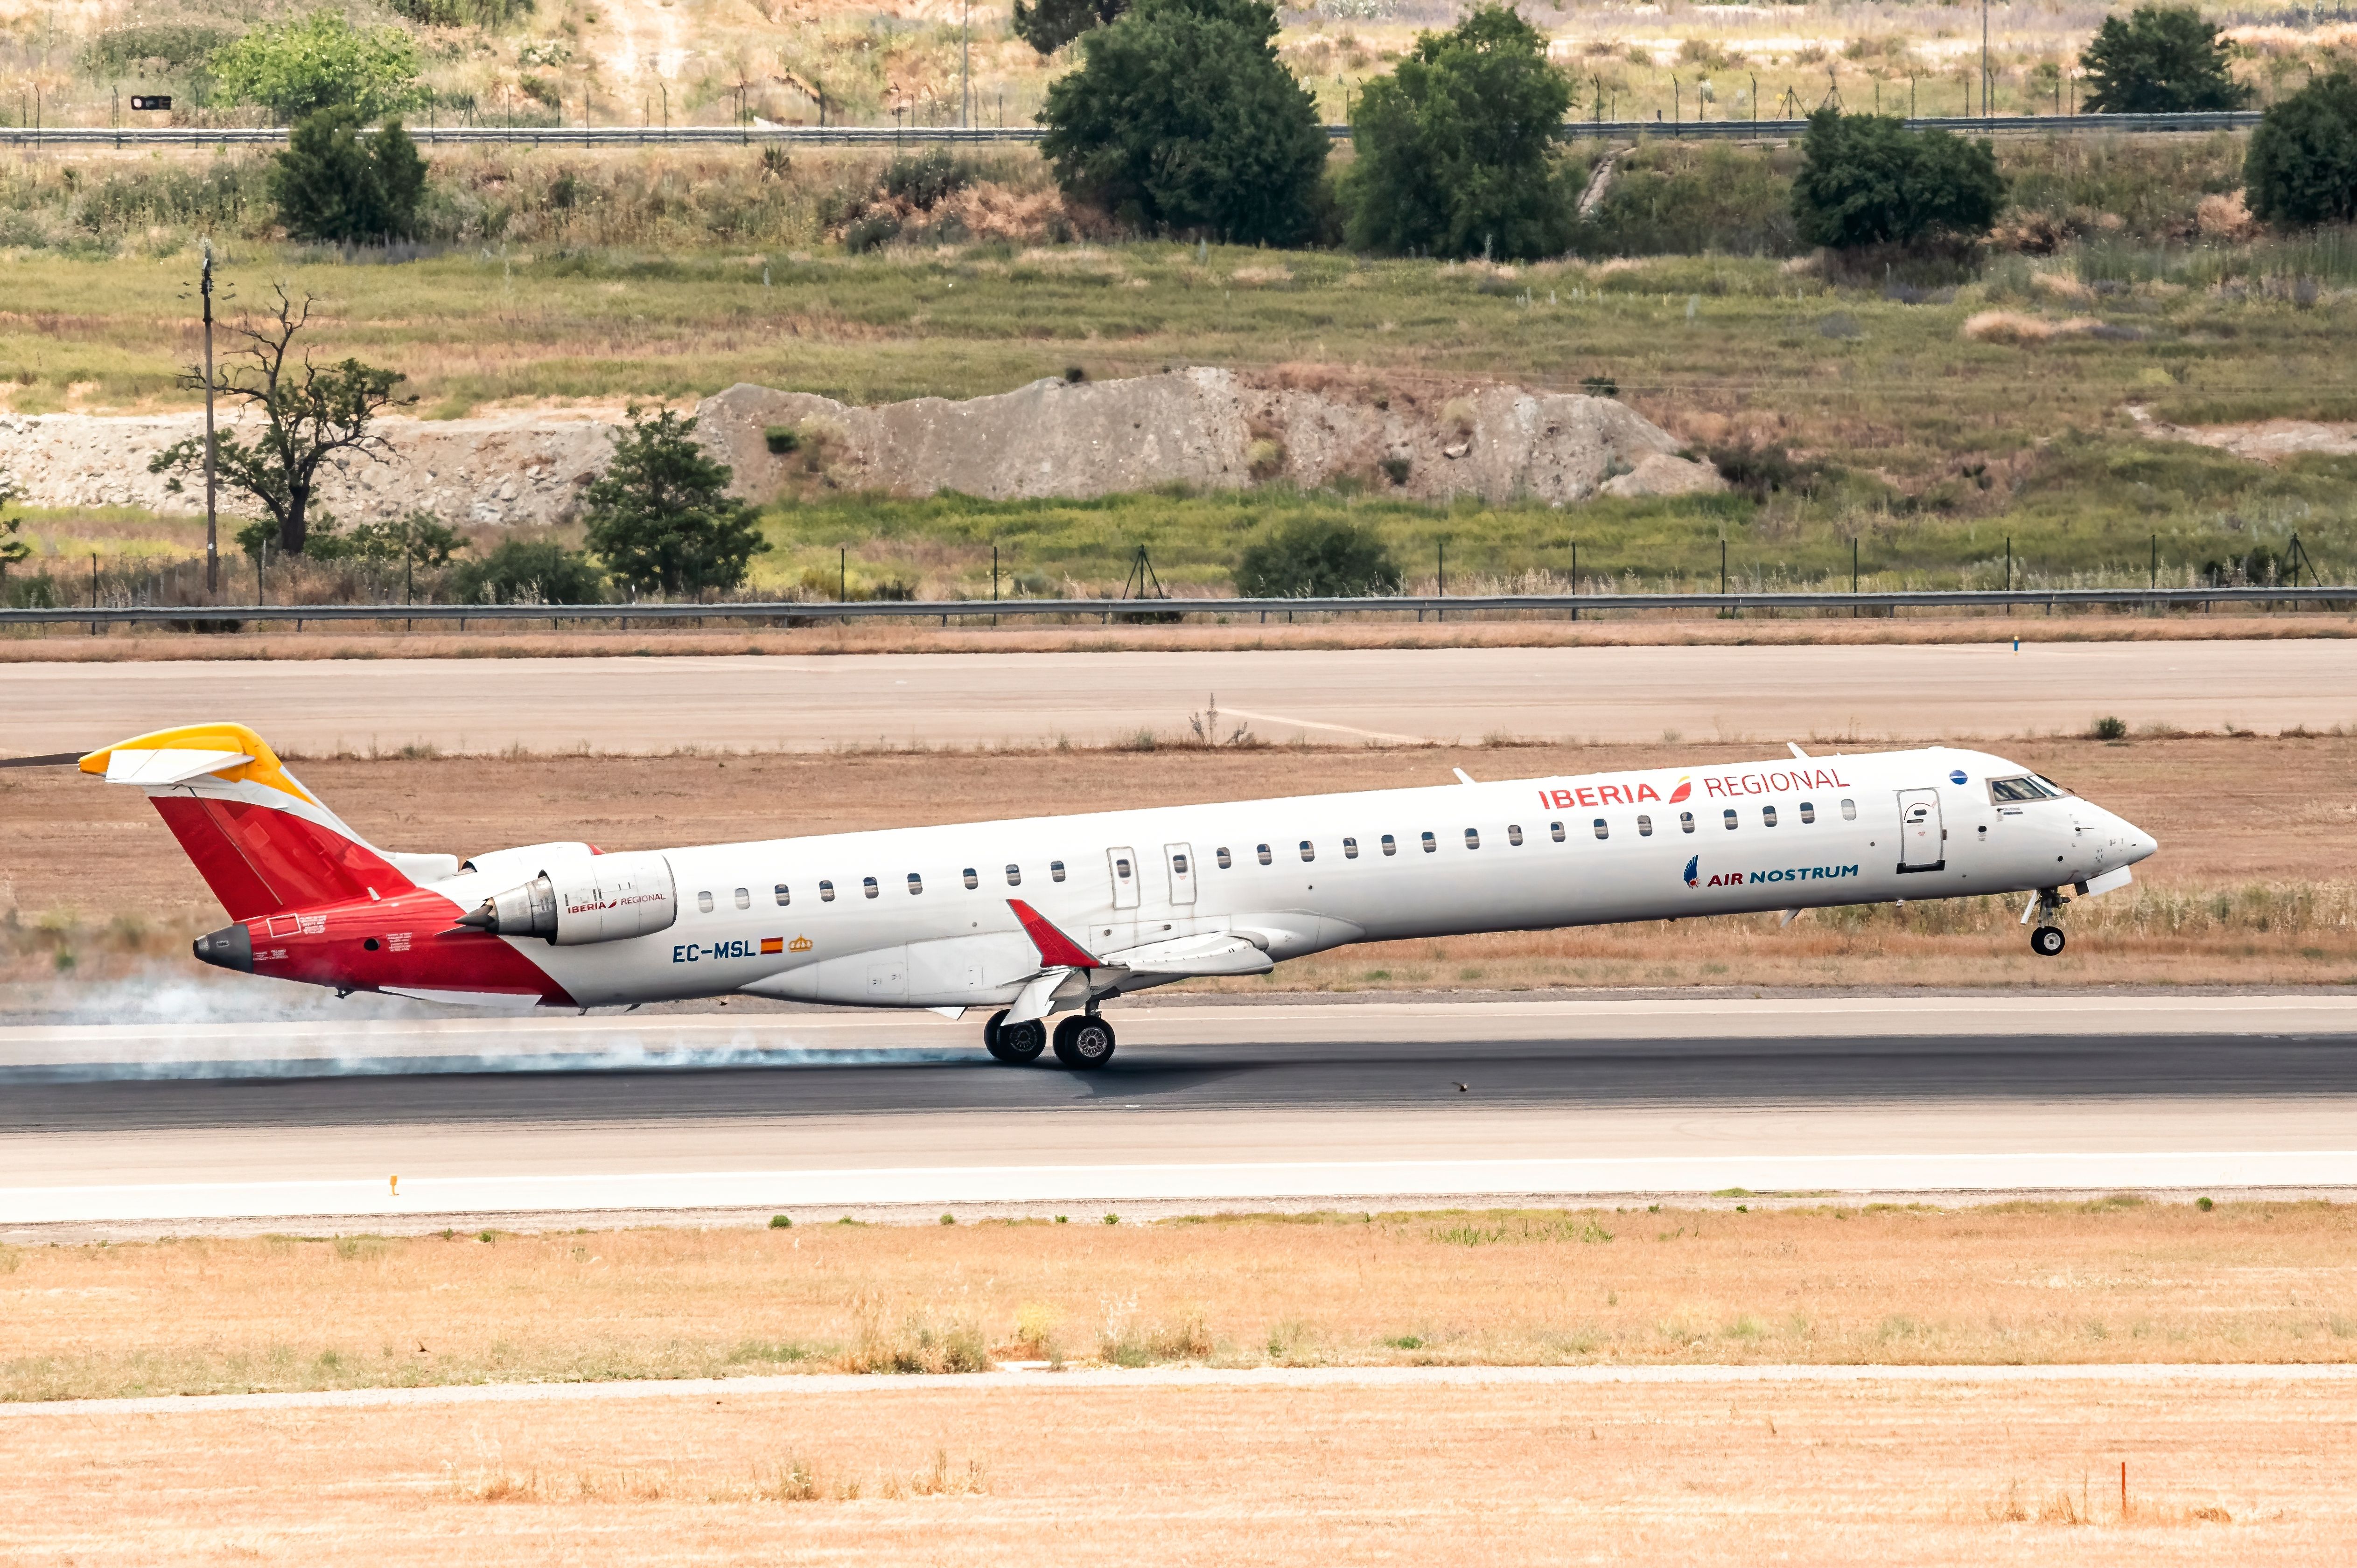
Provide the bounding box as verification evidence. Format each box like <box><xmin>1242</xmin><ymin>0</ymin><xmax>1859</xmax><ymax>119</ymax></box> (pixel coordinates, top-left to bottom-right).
<box><xmin>8</xmin><ymin>1361</ymin><xmax>2356</xmax><ymax>1420</ymax></box>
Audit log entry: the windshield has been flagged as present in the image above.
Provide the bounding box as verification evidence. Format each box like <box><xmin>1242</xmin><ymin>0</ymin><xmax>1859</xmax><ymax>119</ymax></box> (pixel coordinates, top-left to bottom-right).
<box><xmin>1989</xmin><ymin>774</ymin><xmax>2067</xmax><ymax>803</ymax></box>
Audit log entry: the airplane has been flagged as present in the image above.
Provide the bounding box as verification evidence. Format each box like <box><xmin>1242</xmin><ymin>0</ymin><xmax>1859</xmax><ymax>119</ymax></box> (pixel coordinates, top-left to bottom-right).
<box><xmin>63</xmin><ymin>721</ymin><xmax>2157</xmax><ymax>1069</ymax></box>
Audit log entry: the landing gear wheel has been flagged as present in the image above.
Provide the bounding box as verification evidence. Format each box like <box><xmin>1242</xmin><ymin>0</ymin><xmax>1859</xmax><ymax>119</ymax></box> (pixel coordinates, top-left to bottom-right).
<box><xmin>1052</xmin><ymin>1013</ymin><xmax>1117</xmax><ymax>1070</ymax></box>
<box><xmin>2030</xmin><ymin>924</ymin><xmax>2066</xmax><ymax>957</ymax></box>
<box><xmin>986</xmin><ymin>1010</ymin><xmax>1046</xmax><ymax>1064</ymax></box>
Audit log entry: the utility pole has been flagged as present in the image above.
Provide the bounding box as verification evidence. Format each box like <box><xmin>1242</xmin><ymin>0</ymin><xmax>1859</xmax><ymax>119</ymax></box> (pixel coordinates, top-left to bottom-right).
<box><xmin>201</xmin><ymin>239</ymin><xmax>219</xmax><ymax>594</ymax></box>
<box><xmin>1982</xmin><ymin>0</ymin><xmax>1992</xmax><ymax>119</ymax></box>
<box><xmin>961</xmin><ymin>0</ymin><xmax>972</xmax><ymax>130</ymax></box>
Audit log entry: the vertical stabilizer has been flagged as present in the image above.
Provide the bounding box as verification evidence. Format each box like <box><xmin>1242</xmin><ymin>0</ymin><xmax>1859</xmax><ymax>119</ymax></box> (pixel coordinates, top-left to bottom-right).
<box><xmin>79</xmin><ymin>723</ymin><xmax>418</xmax><ymax>920</ymax></box>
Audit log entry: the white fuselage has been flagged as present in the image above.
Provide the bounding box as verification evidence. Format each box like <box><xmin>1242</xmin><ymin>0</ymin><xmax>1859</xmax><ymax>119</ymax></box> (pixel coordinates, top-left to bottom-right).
<box><xmin>431</xmin><ymin>746</ymin><xmax>2156</xmax><ymax>1012</ymax></box>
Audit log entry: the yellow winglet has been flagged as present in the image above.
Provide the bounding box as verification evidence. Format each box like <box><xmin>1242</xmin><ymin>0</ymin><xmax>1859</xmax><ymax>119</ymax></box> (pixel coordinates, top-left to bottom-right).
<box><xmin>78</xmin><ymin>722</ymin><xmax>321</xmax><ymax>805</ymax></box>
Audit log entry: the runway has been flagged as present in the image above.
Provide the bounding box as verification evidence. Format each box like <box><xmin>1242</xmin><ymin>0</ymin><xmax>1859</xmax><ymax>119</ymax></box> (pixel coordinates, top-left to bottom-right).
<box><xmin>7</xmin><ymin>641</ymin><xmax>2354</xmax><ymax>753</ymax></box>
<box><xmin>4</xmin><ymin>996</ymin><xmax>2353</xmax><ymax>1228</ymax></box>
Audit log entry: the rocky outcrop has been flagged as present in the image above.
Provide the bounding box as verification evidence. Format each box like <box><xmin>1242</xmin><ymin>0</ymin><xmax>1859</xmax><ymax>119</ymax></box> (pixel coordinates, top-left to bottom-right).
<box><xmin>699</xmin><ymin>368</ymin><xmax>1721</xmax><ymax>507</ymax></box>
<box><xmin>0</xmin><ymin>370</ymin><xmax>1719</xmax><ymax>524</ymax></box>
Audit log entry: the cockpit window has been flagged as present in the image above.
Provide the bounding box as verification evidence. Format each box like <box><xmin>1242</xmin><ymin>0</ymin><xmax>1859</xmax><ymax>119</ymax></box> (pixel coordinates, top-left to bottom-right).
<box><xmin>1989</xmin><ymin>775</ymin><xmax>2065</xmax><ymax>803</ymax></box>
<box><xmin>2033</xmin><ymin>773</ymin><xmax>2072</xmax><ymax>797</ymax></box>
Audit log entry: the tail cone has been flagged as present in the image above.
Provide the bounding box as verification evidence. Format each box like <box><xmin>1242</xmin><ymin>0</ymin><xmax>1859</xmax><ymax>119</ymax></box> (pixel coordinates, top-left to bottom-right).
<box><xmin>192</xmin><ymin>923</ymin><xmax>253</xmax><ymax>973</ymax></box>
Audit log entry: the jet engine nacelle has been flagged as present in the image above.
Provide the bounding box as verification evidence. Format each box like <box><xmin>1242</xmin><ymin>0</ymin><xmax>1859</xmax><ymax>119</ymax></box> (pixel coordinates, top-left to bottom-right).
<box><xmin>458</xmin><ymin>851</ymin><xmax>678</xmax><ymax>945</ymax></box>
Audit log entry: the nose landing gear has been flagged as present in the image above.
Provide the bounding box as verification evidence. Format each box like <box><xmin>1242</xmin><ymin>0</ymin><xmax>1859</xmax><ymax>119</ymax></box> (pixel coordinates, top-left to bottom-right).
<box><xmin>2026</xmin><ymin>886</ymin><xmax>2070</xmax><ymax>957</ymax></box>
<box><xmin>2030</xmin><ymin>924</ymin><xmax>2066</xmax><ymax>957</ymax></box>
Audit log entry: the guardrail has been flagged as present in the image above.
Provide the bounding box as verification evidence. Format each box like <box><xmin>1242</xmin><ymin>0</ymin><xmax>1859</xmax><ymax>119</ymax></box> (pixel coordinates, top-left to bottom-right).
<box><xmin>1</xmin><ymin>584</ymin><xmax>2343</xmax><ymax>631</ymax></box>
<box><xmin>0</xmin><ymin>111</ymin><xmax>2268</xmax><ymax>150</ymax></box>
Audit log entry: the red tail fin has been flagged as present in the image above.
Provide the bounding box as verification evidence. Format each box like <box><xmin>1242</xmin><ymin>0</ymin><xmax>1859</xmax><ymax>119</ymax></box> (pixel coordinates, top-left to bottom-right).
<box><xmin>82</xmin><ymin>724</ymin><xmax>417</xmax><ymax>920</ymax></box>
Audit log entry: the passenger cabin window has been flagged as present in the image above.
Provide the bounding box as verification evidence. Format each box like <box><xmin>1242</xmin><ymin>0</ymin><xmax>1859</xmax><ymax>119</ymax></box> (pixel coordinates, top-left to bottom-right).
<box><xmin>1381</xmin><ymin>835</ymin><xmax>1398</xmax><ymax>857</ymax></box>
<box><xmin>907</xmin><ymin>873</ymin><xmax>923</xmax><ymax>895</ymax></box>
<box><xmin>963</xmin><ymin>868</ymin><xmax>978</xmax><ymax>889</ymax></box>
<box><xmin>1723</xmin><ymin>809</ymin><xmax>1739</xmax><ymax>830</ymax></box>
<box><xmin>1300</xmin><ymin>841</ymin><xmax>1315</xmax><ymax>862</ymax></box>
<box><xmin>1464</xmin><ymin>828</ymin><xmax>1481</xmax><ymax>850</ymax></box>
<box><xmin>1421</xmin><ymin>832</ymin><xmax>1437</xmax><ymax>853</ymax></box>
<box><xmin>1257</xmin><ymin>844</ymin><xmax>1273</xmax><ymax>865</ymax></box>
<box><xmin>819</xmin><ymin>880</ymin><xmax>836</xmax><ymax>902</ymax></box>
<box><xmin>1050</xmin><ymin>861</ymin><xmax>1067</xmax><ymax>883</ymax></box>
<box><xmin>774</xmin><ymin>884</ymin><xmax>790</xmax><ymax>907</ymax></box>
<box><xmin>1840</xmin><ymin>798</ymin><xmax>1858</xmax><ymax>821</ymax></box>
<box><xmin>1592</xmin><ymin>818</ymin><xmax>1609</xmax><ymax>840</ymax></box>
<box><xmin>1115</xmin><ymin>856</ymin><xmax>1133</xmax><ymax>881</ymax></box>
<box><xmin>1550</xmin><ymin>821</ymin><xmax>1565</xmax><ymax>843</ymax></box>
<box><xmin>1637</xmin><ymin>815</ymin><xmax>1653</xmax><ymax>837</ymax></box>
<box><xmin>1762</xmin><ymin>805</ymin><xmax>1778</xmax><ymax>828</ymax></box>
<box><xmin>734</xmin><ymin>887</ymin><xmax>751</xmax><ymax>910</ymax></box>
<box><xmin>1799</xmin><ymin>802</ymin><xmax>1816</xmax><ymax>825</ymax></box>
<box><xmin>1217</xmin><ymin>847</ymin><xmax>1234</xmax><ymax>869</ymax></box>
<box><xmin>1507</xmin><ymin>824</ymin><xmax>1524</xmax><ymax>847</ymax></box>
<box><xmin>697</xmin><ymin>890</ymin><xmax>714</xmax><ymax>913</ymax></box>
<box><xmin>1005</xmin><ymin>864</ymin><xmax>1021</xmax><ymax>886</ymax></box>
<box><xmin>1343</xmin><ymin>837</ymin><xmax>1359</xmax><ymax>859</ymax></box>
<box><xmin>1680</xmin><ymin>812</ymin><xmax>1695</xmax><ymax>834</ymax></box>
<box><xmin>1172</xmin><ymin>853</ymin><xmax>1189</xmax><ymax>874</ymax></box>
<box><xmin>862</xmin><ymin>876</ymin><xmax>879</xmax><ymax>899</ymax></box>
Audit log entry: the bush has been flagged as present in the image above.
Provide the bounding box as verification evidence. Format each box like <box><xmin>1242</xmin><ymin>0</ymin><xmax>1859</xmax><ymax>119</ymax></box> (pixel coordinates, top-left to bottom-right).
<box><xmin>583</xmin><ymin>405</ymin><xmax>770</xmax><ymax>597</ymax></box>
<box><xmin>385</xmin><ymin>0</ymin><xmax>535</xmax><ymax>27</ymax></box>
<box><xmin>447</xmin><ymin>537</ymin><xmax>605</xmax><ymax>604</ymax></box>
<box><xmin>1235</xmin><ymin>517</ymin><xmax>1402</xmax><ymax>598</ymax></box>
<box><xmin>1039</xmin><ymin>0</ymin><xmax>1328</xmax><ymax>245</ymax></box>
<box><xmin>1341</xmin><ymin>6</ymin><xmax>1577</xmax><ymax>261</ymax></box>
<box><xmin>2079</xmin><ymin>5</ymin><xmax>2250</xmax><ymax>115</ymax></box>
<box><xmin>210</xmin><ymin>11</ymin><xmax>425</xmax><ymax>124</ymax></box>
<box><xmin>1790</xmin><ymin>109</ymin><xmax>2004</xmax><ymax>251</ymax></box>
<box><xmin>882</xmin><ymin>148</ymin><xmax>968</xmax><ymax>211</ymax></box>
<box><xmin>270</xmin><ymin>108</ymin><xmax>426</xmax><ymax>242</ymax></box>
<box><xmin>1013</xmin><ymin>0</ymin><xmax>1127</xmax><ymax>54</ymax></box>
<box><xmin>1707</xmin><ymin>440</ymin><xmax>1826</xmax><ymax>502</ymax></box>
<box><xmin>2089</xmin><ymin>715</ymin><xmax>2129</xmax><ymax>741</ymax></box>
<box><xmin>2245</xmin><ymin>71</ymin><xmax>2357</xmax><ymax>227</ymax></box>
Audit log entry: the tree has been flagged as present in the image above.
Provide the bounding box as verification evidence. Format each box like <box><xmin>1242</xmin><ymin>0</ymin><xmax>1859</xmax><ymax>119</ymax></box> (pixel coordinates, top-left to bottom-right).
<box><xmin>0</xmin><ymin>477</ymin><xmax>30</xmax><ymax>584</ymax></box>
<box><xmin>312</xmin><ymin>509</ymin><xmax>464</xmax><ymax>570</ymax></box>
<box><xmin>147</xmin><ymin>285</ymin><xmax>413</xmax><ymax>556</ymax></box>
<box><xmin>582</xmin><ymin>406</ymin><xmax>769</xmax><ymax>597</ymax></box>
<box><xmin>1038</xmin><ymin>0</ymin><xmax>1328</xmax><ymax>245</ymax></box>
<box><xmin>270</xmin><ymin>107</ymin><xmax>427</xmax><ymax>242</ymax></box>
<box><xmin>210</xmin><ymin>11</ymin><xmax>426</xmax><ymax>124</ymax></box>
<box><xmin>449</xmin><ymin>537</ymin><xmax>607</xmax><ymax>605</ymax></box>
<box><xmin>1341</xmin><ymin>6</ymin><xmax>1576</xmax><ymax>260</ymax></box>
<box><xmin>2245</xmin><ymin>70</ymin><xmax>2357</xmax><ymax>227</ymax></box>
<box><xmin>1012</xmin><ymin>0</ymin><xmax>1127</xmax><ymax>56</ymax></box>
<box><xmin>1235</xmin><ymin>517</ymin><xmax>1402</xmax><ymax>598</ymax></box>
<box><xmin>2079</xmin><ymin>5</ymin><xmax>2250</xmax><ymax>114</ymax></box>
<box><xmin>1790</xmin><ymin>109</ymin><xmax>2005</xmax><ymax>251</ymax></box>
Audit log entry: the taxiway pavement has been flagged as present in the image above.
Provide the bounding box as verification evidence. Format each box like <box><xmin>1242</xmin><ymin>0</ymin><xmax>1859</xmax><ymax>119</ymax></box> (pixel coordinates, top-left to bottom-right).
<box><xmin>7</xmin><ymin>641</ymin><xmax>2355</xmax><ymax>754</ymax></box>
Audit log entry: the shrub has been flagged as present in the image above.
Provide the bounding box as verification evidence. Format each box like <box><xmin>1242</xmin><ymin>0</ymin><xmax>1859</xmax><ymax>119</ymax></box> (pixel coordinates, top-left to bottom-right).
<box><xmin>1790</xmin><ymin>109</ymin><xmax>2005</xmax><ymax>251</ymax></box>
<box><xmin>1013</xmin><ymin>0</ymin><xmax>1127</xmax><ymax>55</ymax></box>
<box><xmin>1707</xmin><ymin>440</ymin><xmax>1825</xmax><ymax>502</ymax></box>
<box><xmin>1235</xmin><ymin>516</ymin><xmax>1402</xmax><ymax>598</ymax></box>
<box><xmin>447</xmin><ymin>537</ymin><xmax>606</xmax><ymax>604</ymax></box>
<box><xmin>210</xmin><ymin>11</ymin><xmax>425</xmax><ymax>124</ymax></box>
<box><xmin>1039</xmin><ymin>0</ymin><xmax>1328</xmax><ymax>245</ymax></box>
<box><xmin>1341</xmin><ymin>5</ymin><xmax>1577</xmax><ymax>260</ymax></box>
<box><xmin>270</xmin><ymin>108</ymin><xmax>426</xmax><ymax>242</ymax></box>
<box><xmin>83</xmin><ymin>22</ymin><xmax>236</xmax><ymax>76</ymax></box>
<box><xmin>883</xmin><ymin>148</ymin><xmax>967</xmax><ymax>211</ymax></box>
<box><xmin>583</xmin><ymin>404</ymin><xmax>770</xmax><ymax>597</ymax></box>
<box><xmin>763</xmin><ymin>425</ymin><xmax>802</xmax><ymax>455</ymax></box>
<box><xmin>2245</xmin><ymin>71</ymin><xmax>2357</xmax><ymax>227</ymax></box>
<box><xmin>2089</xmin><ymin>715</ymin><xmax>2129</xmax><ymax>741</ymax></box>
<box><xmin>2079</xmin><ymin>5</ymin><xmax>2250</xmax><ymax>115</ymax></box>
<box><xmin>386</xmin><ymin>0</ymin><xmax>535</xmax><ymax>27</ymax></box>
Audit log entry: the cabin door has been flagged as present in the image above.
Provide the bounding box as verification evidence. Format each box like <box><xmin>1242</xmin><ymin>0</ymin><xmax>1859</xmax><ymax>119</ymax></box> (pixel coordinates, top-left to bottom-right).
<box><xmin>1896</xmin><ymin>789</ymin><xmax>1945</xmax><ymax>872</ymax></box>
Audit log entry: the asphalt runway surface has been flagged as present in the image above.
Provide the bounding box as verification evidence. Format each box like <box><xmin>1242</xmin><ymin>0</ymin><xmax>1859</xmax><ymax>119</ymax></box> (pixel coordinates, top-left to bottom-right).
<box><xmin>8</xmin><ymin>641</ymin><xmax>2356</xmax><ymax>753</ymax></box>
<box><xmin>4</xmin><ymin>997</ymin><xmax>2353</xmax><ymax>1227</ymax></box>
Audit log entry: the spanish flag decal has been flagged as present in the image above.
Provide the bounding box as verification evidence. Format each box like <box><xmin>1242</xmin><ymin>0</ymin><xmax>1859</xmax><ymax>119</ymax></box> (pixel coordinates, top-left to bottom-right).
<box><xmin>760</xmin><ymin>937</ymin><xmax>784</xmax><ymax>955</ymax></box>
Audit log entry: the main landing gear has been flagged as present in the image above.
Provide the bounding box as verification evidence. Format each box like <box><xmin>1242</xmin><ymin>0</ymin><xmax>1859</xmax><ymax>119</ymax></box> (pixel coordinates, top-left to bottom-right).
<box><xmin>983</xmin><ymin>1009</ymin><xmax>1117</xmax><ymax>1069</ymax></box>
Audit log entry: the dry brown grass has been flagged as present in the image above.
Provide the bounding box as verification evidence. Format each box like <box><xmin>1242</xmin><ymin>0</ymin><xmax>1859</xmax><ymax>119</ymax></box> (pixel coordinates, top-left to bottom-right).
<box><xmin>7</xmin><ymin>733</ymin><xmax>2357</xmax><ymax>990</ymax></box>
<box><xmin>5</xmin><ymin>613</ymin><xmax>2356</xmax><ymax>664</ymax></box>
<box><xmin>5</xmin><ymin>1200</ymin><xmax>2355</xmax><ymax>1403</ymax></box>
<box><xmin>8</xmin><ymin>1376</ymin><xmax>2330</xmax><ymax>1568</ymax></box>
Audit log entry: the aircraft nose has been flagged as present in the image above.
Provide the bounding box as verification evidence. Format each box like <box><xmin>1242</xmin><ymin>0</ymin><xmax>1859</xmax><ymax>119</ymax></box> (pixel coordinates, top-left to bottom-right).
<box><xmin>2119</xmin><ymin>817</ymin><xmax>2159</xmax><ymax>865</ymax></box>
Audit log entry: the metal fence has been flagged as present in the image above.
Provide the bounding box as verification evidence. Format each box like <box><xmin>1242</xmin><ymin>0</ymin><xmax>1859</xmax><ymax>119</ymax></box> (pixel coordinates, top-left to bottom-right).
<box><xmin>0</xmin><ymin>111</ymin><xmax>2269</xmax><ymax>151</ymax></box>
<box><xmin>2</xmin><ymin>584</ymin><xmax>2344</xmax><ymax>632</ymax></box>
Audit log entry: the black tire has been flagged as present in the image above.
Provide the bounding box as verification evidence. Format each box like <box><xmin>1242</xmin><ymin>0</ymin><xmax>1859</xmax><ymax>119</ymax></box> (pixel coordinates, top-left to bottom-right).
<box><xmin>1052</xmin><ymin>1014</ymin><xmax>1117</xmax><ymax>1070</ymax></box>
<box><xmin>2031</xmin><ymin>924</ymin><xmax>2066</xmax><ymax>957</ymax></box>
<box><xmin>990</xmin><ymin>1014</ymin><xmax>1046</xmax><ymax>1064</ymax></box>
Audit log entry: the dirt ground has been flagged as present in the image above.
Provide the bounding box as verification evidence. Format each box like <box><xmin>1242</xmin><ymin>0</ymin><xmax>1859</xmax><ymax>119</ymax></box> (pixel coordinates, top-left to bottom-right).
<box><xmin>4</xmin><ymin>613</ymin><xmax>2354</xmax><ymax>662</ymax></box>
<box><xmin>6</xmin><ymin>732</ymin><xmax>2355</xmax><ymax>990</ymax></box>
<box><xmin>4</xmin><ymin>1377</ymin><xmax>2343</xmax><ymax>1566</ymax></box>
<box><xmin>6</xmin><ymin>1201</ymin><xmax>2352</xmax><ymax>1403</ymax></box>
